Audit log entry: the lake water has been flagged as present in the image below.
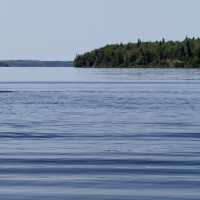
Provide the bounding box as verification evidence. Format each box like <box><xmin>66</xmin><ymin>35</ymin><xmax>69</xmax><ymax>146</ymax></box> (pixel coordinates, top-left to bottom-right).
<box><xmin>0</xmin><ymin>67</ymin><xmax>200</xmax><ymax>200</ymax></box>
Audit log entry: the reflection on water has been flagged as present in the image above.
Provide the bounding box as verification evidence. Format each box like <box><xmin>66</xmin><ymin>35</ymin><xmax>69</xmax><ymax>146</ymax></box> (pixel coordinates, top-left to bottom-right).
<box><xmin>1</xmin><ymin>67</ymin><xmax>200</xmax><ymax>82</ymax></box>
<box><xmin>0</xmin><ymin>67</ymin><xmax>200</xmax><ymax>200</ymax></box>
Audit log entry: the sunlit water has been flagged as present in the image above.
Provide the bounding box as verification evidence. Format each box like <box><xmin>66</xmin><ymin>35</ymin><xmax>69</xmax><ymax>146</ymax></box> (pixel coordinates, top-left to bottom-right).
<box><xmin>0</xmin><ymin>67</ymin><xmax>200</xmax><ymax>200</ymax></box>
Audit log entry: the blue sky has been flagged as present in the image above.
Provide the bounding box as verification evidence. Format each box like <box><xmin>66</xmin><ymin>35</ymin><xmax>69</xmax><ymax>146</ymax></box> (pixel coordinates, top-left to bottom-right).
<box><xmin>0</xmin><ymin>0</ymin><xmax>200</xmax><ymax>60</ymax></box>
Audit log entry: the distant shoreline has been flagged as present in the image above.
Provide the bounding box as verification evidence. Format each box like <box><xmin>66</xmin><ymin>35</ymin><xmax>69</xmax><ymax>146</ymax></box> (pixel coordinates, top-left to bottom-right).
<box><xmin>0</xmin><ymin>60</ymin><xmax>73</xmax><ymax>68</ymax></box>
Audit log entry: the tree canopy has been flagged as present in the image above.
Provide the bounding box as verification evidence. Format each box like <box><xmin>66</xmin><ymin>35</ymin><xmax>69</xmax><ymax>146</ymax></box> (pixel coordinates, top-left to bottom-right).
<box><xmin>74</xmin><ymin>37</ymin><xmax>200</xmax><ymax>68</ymax></box>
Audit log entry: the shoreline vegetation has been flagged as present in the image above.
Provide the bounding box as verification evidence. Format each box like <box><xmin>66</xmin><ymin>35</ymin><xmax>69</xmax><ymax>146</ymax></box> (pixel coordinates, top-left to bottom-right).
<box><xmin>74</xmin><ymin>37</ymin><xmax>200</xmax><ymax>68</ymax></box>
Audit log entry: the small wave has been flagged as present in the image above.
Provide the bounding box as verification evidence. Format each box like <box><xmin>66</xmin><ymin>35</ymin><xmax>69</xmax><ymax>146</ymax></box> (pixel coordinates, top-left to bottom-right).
<box><xmin>0</xmin><ymin>91</ymin><xmax>13</xmax><ymax>93</ymax></box>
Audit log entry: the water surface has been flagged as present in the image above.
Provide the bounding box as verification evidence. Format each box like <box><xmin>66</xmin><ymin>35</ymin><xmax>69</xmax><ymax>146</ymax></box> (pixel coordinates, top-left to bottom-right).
<box><xmin>0</xmin><ymin>67</ymin><xmax>200</xmax><ymax>200</ymax></box>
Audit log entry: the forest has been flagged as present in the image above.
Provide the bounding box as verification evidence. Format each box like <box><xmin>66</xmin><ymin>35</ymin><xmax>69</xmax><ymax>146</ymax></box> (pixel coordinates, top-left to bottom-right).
<box><xmin>74</xmin><ymin>37</ymin><xmax>200</xmax><ymax>68</ymax></box>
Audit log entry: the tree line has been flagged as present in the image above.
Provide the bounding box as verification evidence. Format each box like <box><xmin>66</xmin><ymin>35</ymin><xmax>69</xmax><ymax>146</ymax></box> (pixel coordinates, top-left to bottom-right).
<box><xmin>74</xmin><ymin>37</ymin><xmax>200</xmax><ymax>68</ymax></box>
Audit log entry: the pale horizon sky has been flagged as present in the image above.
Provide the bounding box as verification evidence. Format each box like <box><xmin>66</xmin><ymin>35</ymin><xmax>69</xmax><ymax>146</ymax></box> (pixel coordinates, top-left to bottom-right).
<box><xmin>0</xmin><ymin>0</ymin><xmax>200</xmax><ymax>61</ymax></box>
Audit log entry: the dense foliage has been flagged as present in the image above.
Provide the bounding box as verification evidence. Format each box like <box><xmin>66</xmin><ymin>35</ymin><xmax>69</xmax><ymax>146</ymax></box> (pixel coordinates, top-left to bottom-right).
<box><xmin>74</xmin><ymin>37</ymin><xmax>200</xmax><ymax>68</ymax></box>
